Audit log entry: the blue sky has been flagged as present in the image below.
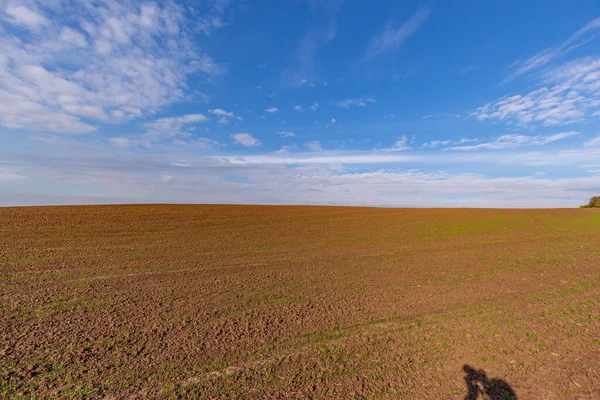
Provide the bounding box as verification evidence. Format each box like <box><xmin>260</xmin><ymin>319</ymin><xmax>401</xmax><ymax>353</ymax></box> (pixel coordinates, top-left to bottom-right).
<box><xmin>1</xmin><ymin>0</ymin><xmax>600</xmax><ymax>207</ymax></box>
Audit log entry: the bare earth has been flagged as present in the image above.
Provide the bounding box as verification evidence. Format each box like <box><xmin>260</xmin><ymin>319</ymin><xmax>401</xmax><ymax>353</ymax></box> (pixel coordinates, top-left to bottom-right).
<box><xmin>1</xmin><ymin>205</ymin><xmax>599</xmax><ymax>399</ymax></box>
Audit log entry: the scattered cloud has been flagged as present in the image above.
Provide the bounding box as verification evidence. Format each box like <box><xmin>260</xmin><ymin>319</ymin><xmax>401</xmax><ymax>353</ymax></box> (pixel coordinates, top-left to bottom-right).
<box><xmin>309</xmin><ymin>103</ymin><xmax>319</xmax><ymax>111</ymax></box>
<box><xmin>142</xmin><ymin>114</ymin><xmax>209</xmax><ymax>144</ymax></box>
<box><xmin>362</xmin><ymin>6</ymin><xmax>431</xmax><ymax>63</ymax></box>
<box><xmin>210</xmin><ymin>108</ymin><xmax>234</xmax><ymax>118</ymax></box>
<box><xmin>107</xmin><ymin>114</ymin><xmax>209</xmax><ymax>148</ymax></box>
<box><xmin>4</xmin><ymin>4</ymin><xmax>49</xmax><ymax>29</ymax></box>
<box><xmin>447</xmin><ymin>132</ymin><xmax>580</xmax><ymax>151</ymax></box>
<box><xmin>472</xmin><ymin>57</ymin><xmax>600</xmax><ymax>126</ymax></box>
<box><xmin>0</xmin><ymin>0</ymin><xmax>222</xmax><ymax>134</ymax></box>
<box><xmin>276</xmin><ymin>131</ymin><xmax>296</xmax><ymax>137</ymax></box>
<box><xmin>294</xmin><ymin>105</ymin><xmax>303</xmax><ymax>111</ymax></box>
<box><xmin>330</xmin><ymin>118</ymin><xmax>336</xmax><ymax>123</ymax></box>
<box><xmin>337</xmin><ymin>97</ymin><xmax>376</xmax><ymax>108</ymax></box>
<box><xmin>196</xmin><ymin>0</ymin><xmax>231</xmax><ymax>36</ymax></box>
<box><xmin>265</xmin><ymin>107</ymin><xmax>279</xmax><ymax>113</ymax></box>
<box><xmin>231</xmin><ymin>133</ymin><xmax>261</xmax><ymax>147</ymax></box>
<box><xmin>209</xmin><ymin>108</ymin><xmax>241</xmax><ymax>123</ymax></box>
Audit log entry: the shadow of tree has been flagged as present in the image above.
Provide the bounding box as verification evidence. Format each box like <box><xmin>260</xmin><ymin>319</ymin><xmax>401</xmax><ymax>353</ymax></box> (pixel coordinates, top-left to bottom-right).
<box><xmin>463</xmin><ymin>365</ymin><xmax>517</xmax><ymax>400</ymax></box>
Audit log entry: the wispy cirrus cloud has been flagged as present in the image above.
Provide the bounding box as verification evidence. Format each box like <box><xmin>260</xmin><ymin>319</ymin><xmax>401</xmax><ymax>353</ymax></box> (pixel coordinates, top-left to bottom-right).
<box><xmin>281</xmin><ymin>1</ymin><xmax>342</xmax><ymax>86</ymax></box>
<box><xmin>447</xmin><ymin>132</ymin><xmax>580</xmax><ymax>151</ymax></box>
<box><xmin>281</xmin><ymin>23</ymin><xmax>337</xmax><ymax>86</ymax></box>
<box><xmin>421</xmin><ymin>140</ymin><xmax>451</xmax><ymax>148</ymax></box>
<box><xmin>506</xmin><ymin>17</ymin><xmax>600</xmax><ymax>82</ymax></box>
<box><xmin>361</xmin><ymin>6</ymin><xmax>431</xmax><ymax>63</ymax></box>
<box><xmin>585</xmin><ymin>136</ymin><xmax>600</xmax><ymax>147</ymax></box>
<box><xmin>460</xmin><ymin>65</ymin><xmax>477</xmax><ymax>74</ymax></box>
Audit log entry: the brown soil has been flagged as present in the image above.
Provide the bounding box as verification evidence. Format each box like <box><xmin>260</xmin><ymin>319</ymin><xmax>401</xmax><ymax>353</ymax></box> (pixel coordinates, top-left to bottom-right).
<box><xmin>1</xmin><ymin>205</ymin><xmax>599</xmax><ymax>399</ymax></box>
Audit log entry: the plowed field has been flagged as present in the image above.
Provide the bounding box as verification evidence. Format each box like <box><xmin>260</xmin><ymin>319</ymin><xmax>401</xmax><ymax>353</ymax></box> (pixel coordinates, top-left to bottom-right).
<box><xmin>1</xmin><ymin>205</ymin><xmax>599</xmax><ymax>399</ymax></box>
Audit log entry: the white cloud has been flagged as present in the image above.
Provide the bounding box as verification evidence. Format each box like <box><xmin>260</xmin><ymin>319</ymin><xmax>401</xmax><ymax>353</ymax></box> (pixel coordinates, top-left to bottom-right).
<box><xmin>58</xmin><ymin>27</ymin><xmax>88</xmax><ymax>48</ymax></box>
<box><xmin>232</xmin><ymin>133</ymin><xmax>261</xmax><ymax>147</ymax></box>
<box><xmin>265</xmin><ymin>107</ymin><xmax>279</xmax><ymax>113</ymax></box>
<box><xmin>506</xmin><ymin>17</ymin><xmax>600</xmax><ymax>81</ymax></box>
<box><xmin>188</xmin><ymin>137</ymin><xmax>220</xmax><ymax>149</ymax></box>
<box><xmin>393</xmin><ymin>135</ymin><xmax>410</xmax><ymax>151</ymax></box>
<box><xmin>448</xmin><ymin>132</ymin><xmax>580</xmax><ymax>151</ymax></box>
<box><xmin>585</xmin><ymin>136</ymin><xmax>600</xmax><ymax>147</ymax></box>
<box><xmin>209</xmin><ymin>108</ymin><xmax>241</xmax><ymax>124</ymax></box>
<box><xmin>307</xmin><ymin>140</ymin><xmax>323</xmax><ymax>151</ymax></box>
<box><xmin>294</xmin><ymin>105</ymin><xmax>302</xmax><ymax>111</ymax></box>
<box><xmin>309</xmin><ymin>103</ymin><xmax>319</xmax><ymax>111</ymax></box>
<box><xmin>209</xmin><ymin>108</ymin><xmax>234</xmax><ymax>118</ymax></box>
<box><xmin>0</xmin><ymin>0</ymin><xmax>222</xmax><ymax>134</ymax></box>
<box><xmin>337</xmin><ymin>97</ymin><xmax>376</xmax><ymax>108</ymax></box>
<box><xmin>472</xmin><ymin>58</ymin><xmax>600</xmax><ymax>126</ymax></box>
<box><xmin>4</xmin><ymin>5</ymin><xmax>48</xmax><ymax>29</ymax></box>
<box><xmin>4</xmin><ymin>140</ymin><xmax>600</xmax><ymax>208</ymax></box>
<box><xmin>362</xmin><ymin>7</ymin><xmax>430</xmax><ymax>62</ymax></box>
<box><xmin>454</xmin><ymin>138</ymin><xmax>477</xmax><ymax>145</ymax></box>
<box><xmin>110</xmin><ymin>137</ymin><xmax>132</xmax><ymax>148</ymax></box>
<box><xmin>137</xmin><ymin>114</ymin><xmax>208</xmax><ymax>145</ymax></box>
<box><xmin>276</xmin><ymin>131</ymin><xmax>296</xmax><ymax>137</ymax></box>
<box><xmin>0</xmin><ymin>90</ymin><xmax>97</xmax><ymax>133</ymax></box>
<box><xmin>197</xmin><ymin>16</ymin><xmax>226</xmax><ymax>36</ymax></box>
<box><xmin>421</xmin><ymin>140</ymin><xmax>451</xmax><ymax>148</ymax></box>
<box><xmin>330</xmin><ymin>118</ymin><xmax>336</xmax><ymax>123</ymax></box>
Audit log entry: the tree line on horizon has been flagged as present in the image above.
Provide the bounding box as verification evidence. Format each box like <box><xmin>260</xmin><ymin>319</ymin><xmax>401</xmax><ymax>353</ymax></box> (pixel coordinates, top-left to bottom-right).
<box><xmin>580</xmin><ymin>196</ymin><xmax>600</xmax><ymax>208</ymax></box>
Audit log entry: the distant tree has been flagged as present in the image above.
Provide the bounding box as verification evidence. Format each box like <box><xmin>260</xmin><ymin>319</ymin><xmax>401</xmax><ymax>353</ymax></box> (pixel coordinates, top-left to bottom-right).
<box><xmin>580</xmin><ymin>196</ymin><xmax>600</xmax><ymax>208</ymax></box>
